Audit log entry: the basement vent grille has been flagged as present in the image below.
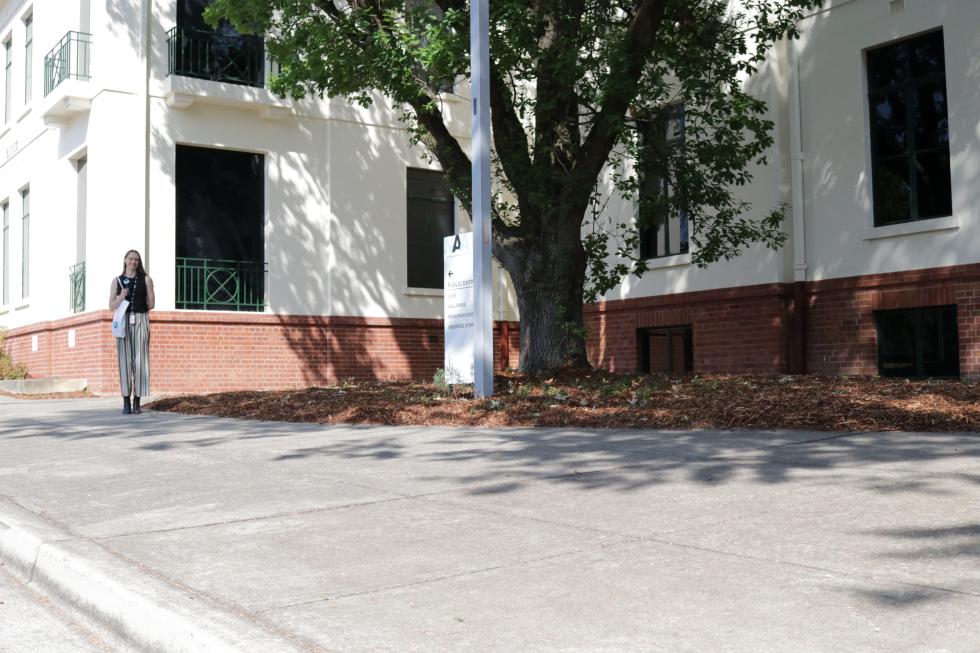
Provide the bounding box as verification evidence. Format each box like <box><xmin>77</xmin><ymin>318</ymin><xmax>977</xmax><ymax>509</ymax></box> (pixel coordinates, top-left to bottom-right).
<box><xmin>889</xmin><ymin>0</ymin><xmax>905</xmax><ymax>13</ymax></box>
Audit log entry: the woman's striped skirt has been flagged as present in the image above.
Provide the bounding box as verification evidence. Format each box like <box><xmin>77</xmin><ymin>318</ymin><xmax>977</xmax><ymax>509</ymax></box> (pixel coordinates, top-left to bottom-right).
<box><xmin>116</xmin><ymin>312</ymin><xmax>150</xmax><ymax>398</ymax></box>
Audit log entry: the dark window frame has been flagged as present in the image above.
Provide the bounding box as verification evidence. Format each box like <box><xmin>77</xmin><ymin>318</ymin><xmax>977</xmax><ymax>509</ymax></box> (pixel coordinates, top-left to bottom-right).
<box><xmin>638</xmin><ymin>324</ymin><xmax>693</xmax><ymax>374</ymax></box>
<box><xmin>875</xmin><ymin>305</ymin><xmax>959</xmax><ymax>378</ymax></box>
<box><xmin>866</xmin><ymin>30</ymin><xmax>951</xmax><ymax>226</ymax></box>
<box><xmin>405</xmin><ymin>0</ymin><xmax>454</xmax><ymax>94</ymax></box>
<box><xmin>2</xmin><ymin>200</ymin><xmax>8</xmax><ymax>305</ymax></box>
<box><xmin>406</xmin><ymin>167</ymin><xmax>455</xmax><ymax>290</ymax></box>
<box><xmin>23</xmin><ymin>14</ymin><xmax>32</xmax><ymax>104</ymax></box>
<box><xmin>20</xmin><ymin>187</ymin><xmax>29</xmax><ymax>299</ymax></box>
<box><xmin>637</xmin><ymin>103</ymin><xmax>688</xmax><ymax>260</ymax></box>
<box><xmin>4</xmin><ymin>37</ymin><xmax>12</xmax><ymax>124</ymax></box>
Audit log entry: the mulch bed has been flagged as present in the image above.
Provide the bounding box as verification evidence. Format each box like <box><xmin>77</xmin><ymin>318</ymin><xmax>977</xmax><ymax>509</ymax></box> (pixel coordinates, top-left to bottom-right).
<box><xmin>148</xmin><ymin>372</ymin><xmax>980</xmax><ymax>432</ymax></box>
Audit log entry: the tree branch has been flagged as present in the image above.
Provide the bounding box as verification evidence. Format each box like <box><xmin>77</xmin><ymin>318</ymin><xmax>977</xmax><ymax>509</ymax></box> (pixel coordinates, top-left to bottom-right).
<box><xmin>566</xmin><ymin>0</ymin><xmax>669</xmax><ymax>213</ymax></box>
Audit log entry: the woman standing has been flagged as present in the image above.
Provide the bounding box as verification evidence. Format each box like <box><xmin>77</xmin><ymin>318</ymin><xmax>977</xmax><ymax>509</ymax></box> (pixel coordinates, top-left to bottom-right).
<box><xmin>109</xmin><ymin>250</ymin><xmax>155</xmax><ymax>414</ymax></box>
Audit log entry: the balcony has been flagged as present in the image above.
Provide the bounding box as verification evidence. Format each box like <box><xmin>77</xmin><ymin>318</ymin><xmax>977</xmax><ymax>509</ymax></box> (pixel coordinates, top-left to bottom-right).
<box><xmin>69</xmin><ymin>262</ymin><xmax>85</xmax><ymax>313</ymax></box>
<box><xmin>167</xmin><ymin>26</ymin><xmax>265</xmax><ymax>88</ymax></box>
<box><xmin>176</xmin><ymin>258</ymin><xmax>267</xmax><ymax>312</ymax></box>
<box><xmin>41</xmin><ymin>31</ymin><xmax>93</xmax><ymax>127</ymax></box>
<box><xmin>164</xmin><ymin>27</ymin><xmax>289</xmax><ymax>119</ymax></box>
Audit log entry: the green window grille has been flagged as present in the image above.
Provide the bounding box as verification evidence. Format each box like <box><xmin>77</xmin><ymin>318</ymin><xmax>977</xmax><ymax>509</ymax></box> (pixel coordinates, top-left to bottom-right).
<box><xmin>166</xmin><ymin>27</ymin><xmax>265</xmax><ymax>88</ymax></box>
<box><xmin>69</xmin><ymin>262</ymin><xmax>85</xmax><ymax>313</ymax></box>
<box><xmin>176</xmin><ymin>258</ymin><xmax>266</xmax><ymax>312</ymax></box>
<box><xmin>43</xmin><ymin>31</ymin><xmax>92</xmax><ymax>97</ymax></box>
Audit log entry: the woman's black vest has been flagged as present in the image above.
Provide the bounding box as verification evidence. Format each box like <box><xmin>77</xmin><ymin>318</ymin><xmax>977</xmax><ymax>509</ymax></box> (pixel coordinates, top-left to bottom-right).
<box><xmin>117</xmin><ymin>274</ymin><xmax>149</xmax><ymax>313</ymax></box>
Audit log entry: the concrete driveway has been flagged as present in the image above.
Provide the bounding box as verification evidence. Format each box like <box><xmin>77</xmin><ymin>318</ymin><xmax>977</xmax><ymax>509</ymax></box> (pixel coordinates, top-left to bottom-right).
<box><xmin>0</xmin><ymin>395</ymin><xmax>978</xmax><ymax>652</ymax></box>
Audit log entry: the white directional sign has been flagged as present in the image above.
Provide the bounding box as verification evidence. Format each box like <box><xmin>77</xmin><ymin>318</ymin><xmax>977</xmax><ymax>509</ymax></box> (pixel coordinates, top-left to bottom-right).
<box><xmin>444</xmin><ymin>232</ymin><xmax>475</xmax><ymax>384</ymax></box>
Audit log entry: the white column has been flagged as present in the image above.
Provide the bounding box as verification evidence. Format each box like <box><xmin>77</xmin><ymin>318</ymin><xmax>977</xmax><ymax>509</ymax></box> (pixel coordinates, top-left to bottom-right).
<box><xmin>470</xmin><ymin>0</ymin><xmax>493</xmax><ymax>397</ymax></box>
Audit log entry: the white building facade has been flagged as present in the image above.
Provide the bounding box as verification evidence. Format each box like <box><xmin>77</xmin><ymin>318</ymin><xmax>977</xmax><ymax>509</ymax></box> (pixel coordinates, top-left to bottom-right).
<box><xmin>0</xmin><ymin>0</ymin><xmax>520</xmax><ymax>394</ymax></box>
<box><xmin>588</xmin><ymin>0</ymin><xmax>979</xmax><ymax>380</ymax></box>
<box><xmin>2</xmin><ymin>0</ymin><xmax>978</xmax><ymax>393</ymax></box>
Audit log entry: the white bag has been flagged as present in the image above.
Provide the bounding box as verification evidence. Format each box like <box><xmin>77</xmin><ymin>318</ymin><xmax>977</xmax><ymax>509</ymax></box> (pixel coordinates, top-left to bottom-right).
<box><xmin>112</xmin><ymin>279</ymin><xmax>130</xmax><ymax>338</ymax></box>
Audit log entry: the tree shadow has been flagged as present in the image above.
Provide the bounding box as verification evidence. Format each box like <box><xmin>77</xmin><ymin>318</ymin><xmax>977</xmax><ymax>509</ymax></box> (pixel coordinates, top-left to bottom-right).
<box><xmin>3</xmin><ymin>399</ymin><xmax>979</xmax><ymax>611</ymax></box>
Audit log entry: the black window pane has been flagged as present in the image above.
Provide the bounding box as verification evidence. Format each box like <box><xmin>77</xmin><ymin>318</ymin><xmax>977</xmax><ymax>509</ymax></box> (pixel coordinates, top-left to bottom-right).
<box><xmin>913</xmin><ymin>82</ymin><xmax>949</xmax><ymax>149</ymax></box>
<box><xmin>407</xmin><ymin>169</ymin><xmax>453</xmax><ymax>289</ymax></box>
<box><xmin>873</xmin><ymin>157</ymin><xmax>912</xmax><ymax>225</ymax></box>
<box><xmin>877</xmin><ymin>306</ymin><xmax>959</xmax><ymax>378</ymax></box>
<box><xmin>870</xmin><ymin>92</ymin><xmax>909</xmax><ymax>157</ymax></box>
<box><xmin>867</xmin><ymin>41</ymin><xmax>908</xmax><ymax>89</ymax></box>
<box><xmin>867</xmin><ymin>31</ymin><xmax>951</xmax><ymax>226</ymax></box>
<box><xmin>176</xmin><ymin>145</ymin><xmax>264</xmax><ymax>262</ymax></box>
<box><xmin>921</xmin><ymin>307</ymin><xmax>959</xmax><ymax>377</ymax></box>
<box><xmin>639</xmin><ymin>325</ymin><xmax>693</xmax><ymax>373</ymax></box>
<box><xmin>914</xmin><ymin>151</ymin><xmax>953</xmax><ymax>219</ymax></box>
<box><xmin>638</xmin><ymin>104</ymin><xmax>686</xmax><ymax>260</ymax></box>
<box><xmin>909</xmin><ymin>31</ymin><xmax>945</xmax><ymax>79</ymax></box>
<box><xmin>877</xmin><ymin>311</ymin><xmax>917</xmax><ymax>377</ymax></box>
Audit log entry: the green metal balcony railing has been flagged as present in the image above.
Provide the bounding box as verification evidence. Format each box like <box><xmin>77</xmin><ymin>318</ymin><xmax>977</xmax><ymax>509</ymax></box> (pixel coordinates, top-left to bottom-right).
<box><xmin>176</xmin><ymin>257</ymin><xmax>266</xmax><ymax>312</ymax></box>
<box><xmin>44</xmin><ymin>31</ymin><xmax>92</xmax><ymax>96</ymax></box>
<box><xmin>166</xmin><ymin>26</ymin><xmax>265</xmax><ymax>88</ymax></box>
<box><xmin>69</xmin><ymin>261</ymin><xmax>85</xmax><ymax>313</ymax></box>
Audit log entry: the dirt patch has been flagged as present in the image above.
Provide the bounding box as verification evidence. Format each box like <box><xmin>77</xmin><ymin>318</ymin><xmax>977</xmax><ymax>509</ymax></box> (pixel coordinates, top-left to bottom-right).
<box><xmin>147</xmin><ymin>372</ymin><xmax>980</xmax><ymax>432</ymax></box>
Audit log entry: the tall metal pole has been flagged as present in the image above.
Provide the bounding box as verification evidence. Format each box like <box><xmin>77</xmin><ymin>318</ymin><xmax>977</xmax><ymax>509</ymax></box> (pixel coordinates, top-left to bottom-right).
<box><xmin>471</xmin><ymin>0</ymin><xmax>493</xmax><ymax>398</ymax></box>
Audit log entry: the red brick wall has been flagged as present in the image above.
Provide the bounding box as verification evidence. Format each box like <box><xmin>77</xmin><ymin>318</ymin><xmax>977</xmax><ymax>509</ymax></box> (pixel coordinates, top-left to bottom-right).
<box><xmin>587</xmin><ymin>263</ymin><xmax>980</xmax><ymax>378</ymax></box>
<box><xmin>7</xmin><ymin>263</ymin><xmax>979</xmax><ymax>391</ymax></box>
<box><xmin>587</xmin><ymin>284</ymin><xmax>791</xmax><ymax>374</ymax></box>
<box><xmin>3</xmin><ymin>312</ymin><xmax>520</xmax><ymax>395</ymax></box>
<box><xmin>806</xmin><ymin>264</ymin><xmax>980</xmax><ymax>376</ymax></box>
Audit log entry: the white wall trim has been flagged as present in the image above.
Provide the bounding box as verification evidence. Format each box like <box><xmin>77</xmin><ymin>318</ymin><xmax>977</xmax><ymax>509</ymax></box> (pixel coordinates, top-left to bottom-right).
<box><xmin>404</xmin><ymin>286</ymin><xmax>444</xmax><ymax>297</ymax></box>
<box><xmin>861</xmin><ymin>215</ymin><xmax>959</xmax><ymax>241</ymax></box>
<box><xmin>644</xmin><ymin>253</ymin><xmax>691</xmax><ymax>271</ymax></box>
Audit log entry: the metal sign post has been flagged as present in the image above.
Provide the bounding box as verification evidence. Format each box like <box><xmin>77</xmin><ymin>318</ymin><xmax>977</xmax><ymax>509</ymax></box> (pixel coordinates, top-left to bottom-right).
<box><xmin>471</xmin><ymin>0</ymin><xmax>494</xmax><ymax>398</ymax></box>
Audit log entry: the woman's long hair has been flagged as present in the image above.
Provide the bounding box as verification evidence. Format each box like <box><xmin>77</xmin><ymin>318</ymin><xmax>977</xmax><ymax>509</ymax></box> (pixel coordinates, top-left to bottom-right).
<box><xmin>120</xmin><ymin>250</ymin><xmax>148</xmax><ymax>277</ymax></box>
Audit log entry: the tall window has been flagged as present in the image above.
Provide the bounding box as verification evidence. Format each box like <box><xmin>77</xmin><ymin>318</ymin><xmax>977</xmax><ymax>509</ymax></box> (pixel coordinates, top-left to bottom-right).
<box><xmin>405</xmin><ymin>0</ymin><xmax>453</xmax><ymax>93</ymax></box>
<box><xmin>638</xmin><ymin>103</ymin><xmax>688</xmax><ymax>259</ymax></box>
<box><xmin>175</xmin><ymin>145</ymin><xmax>266</xmax><ymax>311</ymax></box>
<box><xmin>2</xmin><ymin>201</ymin><xmax>8</xmax><ymax>305</ymax></box>
<box><xmin>867</xmin><ymin>31</ymin><xmax>951</xmax><ymax>226</ymax></box>
<box><xmin>20</xmin><ymin>187</ymin><xmax>29</xmax><ymax>299</ymax></box>
<box><xmin>406</xmin><ymin>168</ymin><xmax>454</xmax><ymax>289</ymax></box>
<box><xmin>876</xmin><ymin>305</ymin><xmax>958</xmax><ymax>378</ymax></box>
<box><xmin>23</xmin><ymin>15</ymin><xmax>31</xmax><ymax>104</ymax></box>
<box><xmin>4</xmin><ymin>38</ymin><xmax>11</xmax><ymax>123</ymax></box>
<box><xmin>76</xmin><ymin>156</ymin><xmax>87</xmax><ymax>263</ymax></box>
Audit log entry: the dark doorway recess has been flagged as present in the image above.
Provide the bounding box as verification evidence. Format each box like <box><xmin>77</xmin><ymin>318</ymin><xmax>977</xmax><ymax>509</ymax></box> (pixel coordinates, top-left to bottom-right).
<box><xmin>175</xmin><ymin>144</ymin><xmax>265</xmax><ymax>311</ymax></box>
<box><xmin>638</xmin><ymin>325</ymin><xmax>693</xmax><ymax>374</ymax></box>
<box><xmin>875</xmin><ymin>305</ymin><xmax>959</xmax><ymax>378</ymax></box>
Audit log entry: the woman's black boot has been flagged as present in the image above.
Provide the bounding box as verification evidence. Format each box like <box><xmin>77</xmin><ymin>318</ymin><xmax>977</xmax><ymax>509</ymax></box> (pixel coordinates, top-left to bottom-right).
<box><xmin>122</xmin><ymin>396</ymin><xmax>132</xmax><ymax>415</ymax></box>
<box><xmin>133</xmin><ymin>397</ymin><xmax>142</xmax><ymax>414</ymax></box>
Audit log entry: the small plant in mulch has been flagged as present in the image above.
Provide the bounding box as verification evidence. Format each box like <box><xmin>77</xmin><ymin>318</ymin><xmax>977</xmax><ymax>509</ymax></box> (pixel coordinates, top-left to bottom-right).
<box><xmin>147</xmin><ymin>371</ymin><xmax>980</xmax><ymax>433</ymax></box>
<box><xmin>0</xmin><ymin>330</ymin><xmax>28</xmax><ymax>380</ymax></box>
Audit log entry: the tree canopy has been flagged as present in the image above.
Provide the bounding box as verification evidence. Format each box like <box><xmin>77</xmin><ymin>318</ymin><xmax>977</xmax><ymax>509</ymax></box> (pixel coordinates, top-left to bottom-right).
<box><xmin>208</xmin><ymin>0</ymin><xmax>822</xmax><ymax>371</ymax></box>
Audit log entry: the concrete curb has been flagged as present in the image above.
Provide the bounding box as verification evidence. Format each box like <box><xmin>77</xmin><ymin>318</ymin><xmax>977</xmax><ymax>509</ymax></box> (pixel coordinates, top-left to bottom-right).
<box><xmin>0</xmin><ymin>499</ymin><xmax>306</xmax><ymax>653</ymax></box>
<box><xmin>0</xmin><ymin>378</ymin><xmax>88</xmax><ymax>394</ymax></box>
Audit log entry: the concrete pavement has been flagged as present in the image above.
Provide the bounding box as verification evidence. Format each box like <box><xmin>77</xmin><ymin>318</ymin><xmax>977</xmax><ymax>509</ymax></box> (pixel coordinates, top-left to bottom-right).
<box><xmin>0</xmin><ymin>394</ymin><xmax>978</xmax><ymax>652</ymax></box>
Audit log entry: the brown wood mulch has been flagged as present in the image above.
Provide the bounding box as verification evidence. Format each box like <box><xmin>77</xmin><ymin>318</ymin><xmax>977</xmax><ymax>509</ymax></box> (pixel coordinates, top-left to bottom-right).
<box><xmin>147</xmin><ymin>372</ymin><xmax>980</xmax><ymax>432</ymax></box>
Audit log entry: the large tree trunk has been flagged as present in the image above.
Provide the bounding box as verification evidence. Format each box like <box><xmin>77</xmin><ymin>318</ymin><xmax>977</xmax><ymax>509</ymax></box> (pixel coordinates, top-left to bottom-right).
<box><xmin>497</xmin><ymin>228</ymin><xmax>591</xmax><ymax>373</ymax></box>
